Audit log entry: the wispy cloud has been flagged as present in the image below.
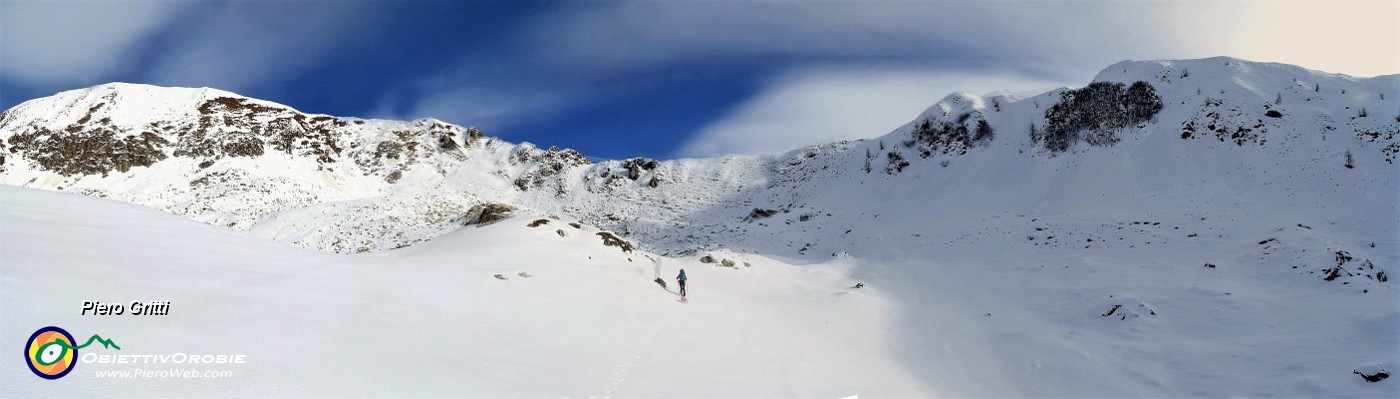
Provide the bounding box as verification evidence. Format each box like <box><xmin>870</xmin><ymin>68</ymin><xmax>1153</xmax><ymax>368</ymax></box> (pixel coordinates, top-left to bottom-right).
<box><xmin>0</xmin><ymin>1</ymin><xmax>184</xmax><ymax>86</ymax></box>
<box><xmin>0</xmin><ymin>1</ymin><xmax>379</xmax><ymax>99</ymax></box>
<box><xmin>366</xmin><ymin>55</ymin><xmax>589</xmax><ymax>136</ymax></box>
<box><xmin>142</xmin><ymin>2</ymin><xmax>371</xmax><ymax>92</ymax></box>
<box><xmin>385</xmin><ymin>1</ymin><xmax>1156</xmax><ymax>143</ymax></box>
<box><xmin>677</xmin><ymin>66</ymin><xmax>1065</xmax><ymax>158</ymax></box>
<box><xmin>526</xmin><ymin>1</ymin><xmax>1192</xmax><ymax>76</ymax></box>
<box><xmin>371</xmin><ymin>82</ymin><xmax>572</xmax><ymax>135</ymax></box>
<box><xmin>528</xmin><ymin>1</ymin><xmax>1398</xmax><ymax>77</ymax></box>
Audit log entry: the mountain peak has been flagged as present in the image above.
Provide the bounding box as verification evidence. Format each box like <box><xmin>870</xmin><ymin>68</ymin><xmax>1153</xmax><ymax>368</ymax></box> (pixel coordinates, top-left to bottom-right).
<box><xmin>1</xmin><ymin>82</ymin><xmax>300</xmax><ymax>132</ymax></box>
<box><xmin>1091</xmin><ymin>56</ymin><xmax>1380</xmax><ymax>88</ymax></box>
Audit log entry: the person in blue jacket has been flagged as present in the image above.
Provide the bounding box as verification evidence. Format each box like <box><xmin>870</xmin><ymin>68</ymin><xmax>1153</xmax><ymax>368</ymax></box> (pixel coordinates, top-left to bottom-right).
<box><xmin>676</xmin><ymin>269</ymin><xmax>688</xmax><ymax>297</ymax></box>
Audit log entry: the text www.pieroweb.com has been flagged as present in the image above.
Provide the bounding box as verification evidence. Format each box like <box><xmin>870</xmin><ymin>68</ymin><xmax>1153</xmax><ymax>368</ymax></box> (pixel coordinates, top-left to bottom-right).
<box><xmin>94</xmin><ymin>368</ymin><xmax>233</xmax><ymax>378</ymax></box>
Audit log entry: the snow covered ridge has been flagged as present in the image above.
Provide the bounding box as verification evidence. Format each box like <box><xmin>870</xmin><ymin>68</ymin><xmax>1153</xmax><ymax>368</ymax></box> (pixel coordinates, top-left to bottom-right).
<box><xmin>0</xmin><ymin>82</ymin><xmax>603</xmax><ymax>252</ymax></box>
<box><xmin>0</xmin><ymin>57</ymin><xmax>1396</xmax><ymax>256</ymax></box>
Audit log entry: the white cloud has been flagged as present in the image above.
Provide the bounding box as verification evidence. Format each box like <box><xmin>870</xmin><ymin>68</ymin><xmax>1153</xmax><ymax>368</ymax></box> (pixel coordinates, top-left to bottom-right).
<box><xmin>0</xmin><ymin>1</ymin><xmax>382</xmax><ymax>94</ymax></box>
<box><xmin>373</xmin><ymin>84</ymin><xmax>569</xmax><ymax>135</ymax></box>
<box><xmin>143</xmin><ymin>2</ymin><xmax>366</xmax><ymax>92</ymax></box>
<box><xmin>530</xmin><ymin>2</ymin><xmax>1191</xmax><ymax>77</ymax></box>
<box><xmin>677</xmin><ymin>67</ymin><xmax>1065</xmax><ymax>158</ymax></box>
<box><xmin>532</xmin><ymin>1</ymin><xmax>1396</xmax><ymax>78</ymax></box>
<box><xmin>0</xmin><ymin>1</ymin><xmax>184</xmax><ymax>85</ymax></box>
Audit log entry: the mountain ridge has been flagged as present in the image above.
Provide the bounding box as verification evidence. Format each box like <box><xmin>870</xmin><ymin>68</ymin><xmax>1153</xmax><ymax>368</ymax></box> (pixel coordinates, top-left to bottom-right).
<box><xmin>0</xmin><ymin>57</ymin><xmax>1395</xmax><ymax>255</ymax></box>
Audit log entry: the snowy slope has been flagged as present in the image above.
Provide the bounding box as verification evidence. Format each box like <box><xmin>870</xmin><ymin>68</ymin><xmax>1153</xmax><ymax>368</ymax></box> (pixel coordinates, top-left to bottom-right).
<box><xmin>3</xmin><ymin>57</ymin><xmax>1399</xmax><ymax>396</ymax></box>
<box><xmin>1</xmin><ymin>186</ymin><xmax>922</xmax><ymax>397</ymax></box>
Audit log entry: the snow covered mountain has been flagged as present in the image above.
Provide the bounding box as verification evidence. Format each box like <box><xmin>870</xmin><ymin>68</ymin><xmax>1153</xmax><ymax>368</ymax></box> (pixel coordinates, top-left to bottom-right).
<box><xmin>3</xmin><ymin>57</ymin><xmax>1398</xmax><ymax>396</ymax></box>
<box><xmin>1</xmin><ymin>57</ymin><xmax>1395</xmax><ymax>257</ymax></box>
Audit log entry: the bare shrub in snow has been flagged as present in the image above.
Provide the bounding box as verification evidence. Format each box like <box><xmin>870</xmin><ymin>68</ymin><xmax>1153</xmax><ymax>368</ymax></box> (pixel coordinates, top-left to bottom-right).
<box><xmin>1035</xmin><ymin>81</ymin><xmax>1163</xmax><ymax>152</ymax></box>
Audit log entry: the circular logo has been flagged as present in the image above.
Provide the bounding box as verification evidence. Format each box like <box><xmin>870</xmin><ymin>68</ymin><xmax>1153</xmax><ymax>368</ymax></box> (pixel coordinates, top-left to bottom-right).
<box><xmin>25</xmin><ymin>326</ymin><xmax>77</xmax><ymax>380</ymax></box>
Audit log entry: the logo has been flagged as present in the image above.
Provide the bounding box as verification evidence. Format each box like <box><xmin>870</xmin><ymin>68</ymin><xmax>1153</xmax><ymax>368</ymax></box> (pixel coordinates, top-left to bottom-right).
<box><xmin>24</xmin><ymin>326</ymin><xmax>120</xmax><ymax>380</ymax></box>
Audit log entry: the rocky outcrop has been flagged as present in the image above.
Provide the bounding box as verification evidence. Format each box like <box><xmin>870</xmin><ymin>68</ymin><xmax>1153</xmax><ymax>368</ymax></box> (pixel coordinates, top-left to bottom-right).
<box><xmin>743</xmin><ymin>208</ymin><xmax>777</xmax><ymax>222</ymax></box>
<box><xmin>512</xmin><ymin>145</ymin><xmax>591</xmax><ymax>191</ymax></box>
<box><xmin>8</xmin><ymin>125</ymin><xmax>168</xmax><ymax>176</ymax></box>
<box><xmin>0</xmin><ymin>90</ymin><xmax>483</xmax><ymax>182</ymax></box>
<box><xmin>596</xmin><ymin>231</ymin><xmax>635</xmax><ymax>252</ymax></box>
<box><xmin>622</xmin><ymin>157</ymin><xmax>658</xmax><ymax>180</ymax></box>
<box><xmin>5</xmin><ymin>98</ymin><xmax>170</xmax><ymax>176</ymax></box>
<box><xmin>462</xmin><ymin>203</ymin><xmax>517</xmax><ymax>227</ymax></box>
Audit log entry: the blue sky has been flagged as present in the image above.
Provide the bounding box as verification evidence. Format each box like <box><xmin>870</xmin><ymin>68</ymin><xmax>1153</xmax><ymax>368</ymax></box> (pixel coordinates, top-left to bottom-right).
<box><xmin>1</xmin><ymin>1</ymin><xmax>1395</xmax><ymax>160</ymax></box>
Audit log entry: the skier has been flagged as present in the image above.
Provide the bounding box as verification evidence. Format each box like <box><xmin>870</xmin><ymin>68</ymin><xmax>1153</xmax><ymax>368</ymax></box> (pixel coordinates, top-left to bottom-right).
<box><xmin>676</xmin><ymin>268</ymin><xmax>688</xmax><ymax>299</ymax></box>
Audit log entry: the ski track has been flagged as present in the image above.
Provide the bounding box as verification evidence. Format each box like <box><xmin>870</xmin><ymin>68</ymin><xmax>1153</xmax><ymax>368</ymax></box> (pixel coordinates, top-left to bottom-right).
<box><xmin>593</xmin><ymin>321</ymin><xmax>660</xmax><ymax>399</ymax></box>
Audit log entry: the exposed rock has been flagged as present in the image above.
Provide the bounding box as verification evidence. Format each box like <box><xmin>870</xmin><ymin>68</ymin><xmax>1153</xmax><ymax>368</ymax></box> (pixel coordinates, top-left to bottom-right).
<box><xmin>463</xmin><ymin>127</ymin><xmax>486</xmax><ymax>146</ymax></box>
<box><xmin>9</xmin><ymin>126</ymin><xmax>169</xmax><ymax>176</ymax></box>
<box><xmin>622</xmin><ymin>157</ymin><xmax>658</xmax><ymax>180</ymax></box>
<box><xmin>0</xmin><ymin>90</ymin><xmax>492</xmax><ymax>183</ymax></box>
<box><xmin>596</xmin><ymin>231</ymin><xmax>634</xmax><ymax>252</ymax></box>
<box><xmin>1098</xmin><ymin>297</ymin><xmax>1156</xmax><ymax>321</ymax></box>
<box><xmin>744</xmin><ymin>208</ymin><xmax>777</xmax><ymax>222</ymax></box>
<box><xmin>462</xmin><ymin>203</ymin><xmax>517</xmax><ymax>227</ymax></box>
<box><xmin>1102</xmin><ymin>304</ymin><xmax>1123</xmax><ymax>317</ymax></box>
<box><xmin>511</xmin><ymin>145</ymin><xmax>591</xmax><ymax>191</ymax></box>
<box><xmin>1318</xmin><ymin>250</ymin><xmax>1385</xmax><ymax>286</ymax></box>
<box><xmin>1179</xmin><ymin>97</ymin><xmax>1268</xmax><ymax>146</ymax></box>
<box><xmin>1355</xmin><ymin>366</ymin><xmax>1389</xmax><ymax>382</ymax></box>
<box><xmin>527</xmin><ymin>219</ymin><xmax>550</xmax><ymax>228</ymax></box>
